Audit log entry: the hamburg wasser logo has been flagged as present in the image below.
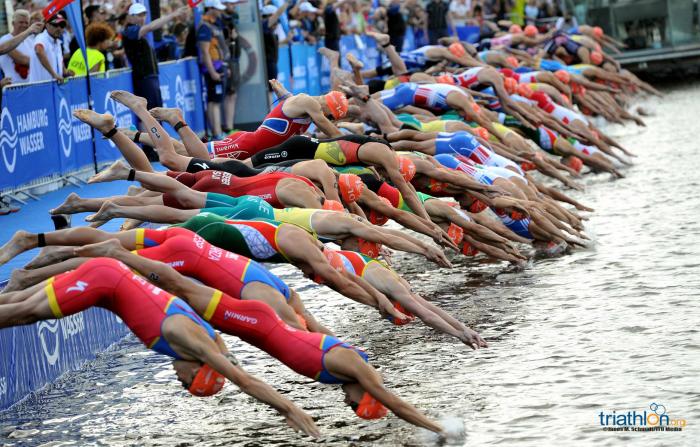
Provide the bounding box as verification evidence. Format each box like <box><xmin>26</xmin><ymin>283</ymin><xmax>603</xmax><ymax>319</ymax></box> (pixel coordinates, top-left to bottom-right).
<box><xmin>36</xmin><ymin>314</ymin><xmax>86</xmax><ymax>366</ymax></box>
<box><xmin>598</xmin><ymin>403</ymin><xmax>687</xmax><ymax>432</ymax></box>
<box><xmin>58</xmin><ymin>97</ymin><xmax>72</xmax><ymax>158</ymax></box>
<box><xmin>0</xmin><ymin>107</ymin><xmax>18</xmax><ymax>173</ymax></box>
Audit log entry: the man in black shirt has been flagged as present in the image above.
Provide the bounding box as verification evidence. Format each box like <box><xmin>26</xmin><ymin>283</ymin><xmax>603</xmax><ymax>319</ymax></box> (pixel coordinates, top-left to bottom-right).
<box><xmin>123</xmin><ymin>3</ymin><xmax>187</xmax><ymax>112</ymax></box>
<box><xmin>261</xmin><ymin>1</ymin><xmax>288</xmax><ymax>92</ymax></box>
<box><xmin>323</xmin><ymin>0</ymin><xmax>341</xmax><ymax>52</ymax></box>
<box><xmin>222</xmin><ymin>0</ymin><xmax>241</xmax><ymax>133</ymax></box>
<box><xmin>386</xmin><ymin>0</ymin><xmax>406</xmax><ymax>52</ymax></box>
<box><xmin>426</xmin><ymin>0</ymin><xmax>449</xmax><ymax>44</ymax></box>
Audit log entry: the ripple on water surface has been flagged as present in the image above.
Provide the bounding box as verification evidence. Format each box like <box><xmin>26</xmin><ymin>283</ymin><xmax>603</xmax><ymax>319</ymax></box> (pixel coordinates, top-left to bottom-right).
<box><xmin>2</xmin><ymin>82</ymin><xmax>700</xmax><ymax>446</ymax></box>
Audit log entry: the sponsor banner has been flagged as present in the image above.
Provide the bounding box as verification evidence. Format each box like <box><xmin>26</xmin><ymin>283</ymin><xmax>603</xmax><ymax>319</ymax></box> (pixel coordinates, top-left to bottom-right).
<box><xmin>290</xmin><ymin>43</ymin><xmax>308</xmax><ymax>94</ymax></box>
<box><xmin>0</xmin><ymin>308</ymin><xmax>128</xmax><ymax>410</ymax></box>
<box><xmin>0</xmin><ymin>82</ymin><xmax>61</xmax><ymax>190</ymax></box>
<box><xmin>159</xmin><ymin>59</ymin><xmax>205</xmax><ymax>137</ymax></box>
<box><xmin>54</xmin><ymin>77</ymin><xmax>94</xmax><ymax>173</ymax></box>
<box><xmin>449</xmin><ymin>25</ymin><xmax>482</xmax><ymax>44</ymax></box>
<box><xmin>277</xmin><ymin>46</ymin><xmax>293</xmax><ymax>92</ymax></box>
<box><xmin>306</xmin><ymin>44</ymin><xmax>321</xmax><ymax>96</ymax></box>
<box><xmin>90</xmin><ymin>72</ymin><xmax>136</xmax><ymax>164</ymax></box>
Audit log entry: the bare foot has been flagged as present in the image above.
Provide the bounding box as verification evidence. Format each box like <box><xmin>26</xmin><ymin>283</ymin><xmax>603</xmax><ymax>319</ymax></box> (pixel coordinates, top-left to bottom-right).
<box><xmin>51</xmin><ymin>192</ymin><xmax>87</xmax><ymax>215</ymax></box>
<box><xmin>121</xmin><ymin>219</ymin><xmax>144</xmax><ymax>231</ymax></box>
<box><xmin>24</xmin><ymin>246</ymin><xmax>75</xmax><ymax>269</ymax></box>
<box><xmin>345</xmin><ymin>53</ymin><xmax>364</xmax><ymax>70</ymax></box>
<box><xmin>318</xmin><ymin>47</ymin><xmax>340</xmax><ymax>65</ymax></box>
<box><xmin>149</xmin><ymin>107</ymin><xmax>184</xmax><ymax>126</ymax></box>
<box><xmin>0</xmin><ymin>230</ymin><xmax>35</xmax><ymax>266</ymax></box>
<box><xmin>74</xmin><ymin>238</ymin><xmax>126</xmax><ymax>259</ymax></box>
<box><xmin>86</xmin><ymin>201</ymin><xmax>120</xmax><ymax>223</ymax></box>
<box><xmin>4</xmin><ymin>268</ymin><xmax>32</xmax><ymax>292</ymax></box>
<box><xmin>73</xmin><ymin>109</ymin><xmax>115</xmax><ymax>134</ymax></box>
<box><xmin>365</xmin><ymin>31</ymin><xmax>389</xmax><ymax>47</ymax></box>
<box><xmin>127</xmin><ymin>185</ymin><xmax>145</xmax><ymax>196</ymax></box>
<box><xmin>110</xmin><ymin>90</ymin><xmax>148</xmax><ymax>111</ymax></box>
<box><xmin>88</xmin><ymin>160</ymin><xmax>131</xmax><ymax>184</ymax></box>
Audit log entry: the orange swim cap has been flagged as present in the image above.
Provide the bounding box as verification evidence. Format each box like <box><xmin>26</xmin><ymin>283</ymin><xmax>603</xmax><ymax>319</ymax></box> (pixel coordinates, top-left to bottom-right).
<box><xmin>188</xmin><ymin>364</ymin><xmax>225</xmax><ymax>397</ymax></box>
<box><xmin>509</xmin><ymin>24</ymin><xmax>522</xmax><ymax>34</ymax></box>
<box><xmin>520</xmin><ymin>161</ymin><xmax>537</xmax><ymax>171</ymax></box>
<box><xmin>397</xmin><ymin>156</ymin><xmax>416</xmax><ymax>182</ymax></box>
<box><xmin>461</xmin><ymin>241</ymin><xmax>479</xmax><ymax>256</ymax></box>
<box><xmin>593</xmin><ymin>26</ymin><xmax>604</xmax><ymax>38</ymax></box>
<box><xmin>505</xmin><ymin>56</ymin><xmax>519</xmax><ymax>68</ymax></box>
<box><xmin>368</xmin><ymin>196</ymin><xmax>392</xmax><ymax>226</ymax></box>
<box><xmin>468</xmin><ymin>196</ymin><xmax>488</xmax><ymax>213</ymax></box>
<box><xmin>338</xmin><ymin>173</ymin><xmax>364</xmax><ymax>203</ymax></box>
<box><xmin>510</xmin><ymin>210</ymin><xmax>526</xmax><ymax>220</ymax></box>
<box><xmin>471</xmin><ymin>102</ymin><xmax>481</xmax><ymax>114</ymax></box>
<box><xmin>448</xmin><ymin>42</ymin><xmax>466</xmax><ymax>58</ymax></box>
<box><xmin>358</xmin><ymin>238</ymin><xmax>381</xmax><ymax>258</ymax></box>
<box><xmin>313</xmin><ymin>248</ymin><xmax>346</xmax><ymax>283</ymax></box>
<box><xmin>322</xmin><ymin>199</ymin><xmax>344</xmax><ymax>211</ymax></box>
<box><xmin>447</xmin><ymin>223</ymin><xmax>464</xmax><ymax>246</ymax></box>
<box><xmin>355</xmin><ymin>392</ymin><xmax>389</xmax><ymax>419</ymax></box>
<box><xmin>554</xmin><ymin>69</ymin><xmax>570</xmax><ymax>84</ymax></box>
<box><xmin>504</xmin><ymin>76</ymin><xmax>518</xmax><ymax>95</ymax></box>
<box><xmin>590</xmin><ymin>50</ymin><xmax>603</xmax><ymax>66</ymax></box>
<box><xmin>524</xmin><ymin>25</ymin><xmax>538</xmax><ymax>38</ymax></box>
<box><xmin>388</xmin><ymin>301</ymin><xmax>414</xmax><ymax>326</ymax></box>
<box><xmin>563</xmin><ymin>155</ymin><xmax>584</xmax><ymax>173</ymax></box>
<box><xmin>517</xmin><ymin>83</ymin><xmax>533</xmax><ymax>98</ymax></box>
<box><xmin>436</xmin><ymin>74</ymin><xmax>456</xmax><ymax>85</ymax></box>
<box><xmin>324</xmin><ymin>91</ymin><xmax>349</xmax><ymax>119</ymax></box>
<box><xmin>474</xmin><ymin>126</ymin><xmax>490</xmax><ymax>141</ymax></box>
<box><xmin>560</xmin><ymin>93</ymin><xmax>570</xmax><ymax>105</ymax></box>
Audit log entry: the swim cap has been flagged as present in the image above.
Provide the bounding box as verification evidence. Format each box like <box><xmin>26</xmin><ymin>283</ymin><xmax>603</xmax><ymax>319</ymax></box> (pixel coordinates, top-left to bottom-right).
<box><xmin>471</xmin><ymin>102</ymin><xmax>481</xmax><ymax>114</ymax></box>
<box><xmin>563</xmin><ymin>155</ymin><xmax>583</xmax><ymax>173</ymax></box>
<box><xmin>505</xmin><ymin>56</ymin><xmax>519</xmax><ymax>68</ymax></box>
<box><xmin>554</xmin><ymin>69</ymin><xmax>570</xmax><ymax>84</ymax></box>
<box><xmin>524</xmin><ymin>25</ymin><xmax>538</xmax><ymax>38</ymax></box>
<box><xmin>468</xmin><ymin>196</ymin><xmax>488</xmax><ymax>213</ymax></box>
<box><xmin>324</xmin><ymin>91</ymin><xmax>349</xmax><ymax>119</ymax></box>
<box><xmin>571</xmin><ymin>83</ymin><xmax>586</xmax><ymax>95</ymax></box>
<box><xmin>397</xmin><ymin>156</ymin><xmax>416</xmax><ymax>182</ymax></box>
<box><xmin>384</xmin><ymin>77</ymin><xmax>400</xmax><ymax>90</ymax></box>
<box><xmin>322</xmin><ymin>199</ymin><xmax>344</xmax><ymax>211</ymax></box>
<box><xmin>188</xmin><ymin>364</ymin><xmax>225</xmax><ymax>397</ymax></box>
<box><xmin>509</xmin><ymin>24</ymin><xmax>522</xmax><ymax>34</ymax></box>
<box><xmin>510</xmin><ymin>210</ymin><xmax>526</xmax><ymax>220</ymax></box>
<box><xmin>338</xmin><ymin>174</ymin><xmax>364</xmax><ymax>203</ymax></box>
<box><xmin>355</xmin><ymin>392</ymin><xmax>389</xmax><ymax>419</ymax></box>
<box><xmin>474</xmin><ymin>127</ymin><xmax>490</xmax><ymax>141</ymax></box>
<box><xmin>358</xmin><ymin>238</ymin><xmax>381</xmax><ymax>258</ymax></box>
<box><xmin>368</xmin><ymin>196</ymin><xmax>392</xmax><ymax>226</ymax></box>
<box><xmin>590</xmin><ymin>50</ymin><xmax>603</xmax><ymax>66</ymax></box>
<box><xmin>504</xmin><ymin>76</ymin><xmax>518</xmax><ymax>95</ymax></box>
<box><xmin>520</xmin><ymin>161</ymin><xmax>537</xmax><ymax>171</ymax></box>
<box><xmin>448</xmin><ymin>42</ymin><xmax>466</xmax><ymax>58</ymax></box>
<box><xmin>436</xmin><ymin>74</ymin><xmax>456</xmax><ymax>85</ymax></box>
<box><xmin>560</xmin><ymin>93</ymin><xmax>570</xmax><ymax>105</ymax></box>
<box><xmin>387</xmin><ymin>301</ymin><xmax>414</xmax><ymax>326</ymax></box>
<box><xmin>447</xmin><ymin>223</ymin><xmax>464</xmax><ymax>246</ymax></box>
<box><xmin>313</xmin><ymin>248</ymin><xmax>346</xmax><ymax>283</ymax></box>
<box><xmin>296</xmin><ymin>313</ymin><xmax>309</xmax><ymax>330</ymax></box>
<box><xmin>517</xmin><ymin>83</ymin><xmax>533</xmax><ymax>98</ymax></box>
<box><xmin>593</xmin><ymin>26</ymin><xmax>604</xmax><ymax>38</ymax></box>
<box><xmin>461</xmin><ymin>241</ymin><xmax>479</xmax><ymax>256</ymax></box>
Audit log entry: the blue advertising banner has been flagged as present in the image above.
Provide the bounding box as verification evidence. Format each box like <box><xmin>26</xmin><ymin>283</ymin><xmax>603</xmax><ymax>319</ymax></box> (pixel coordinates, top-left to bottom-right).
<box><xmin>90</xmin><ymin>73</ymin><xmax>136</xmax><ymax>164</ymax></box>
<box><xmin>318</xmin><ymin>43</ymin><xmax>331</xmax><ymax>92</ymax></box>
<box><xmin>277</xmin><ymin>46</ymin><xmax>292</xmax><ymax>92</ymax></box>
<box><xmin>290</xmin><ymin>43</ymin><xmax>308</xmax><ymax>94</ymax></box>
<box><xmin>0</xmin><ymin>82</ymin><xmax>61</xmax><ymax>190</ymax></box>
<box><xmin>54</xmin><ymin>77</ymin><xmax>94</xmax><ymax>173</ymax></box>
<box><xmin>451</xmin><ymin>25</ymin><xmax>482</xmax><ymax>43</ymax></box>
<box><xmin>306</xmin><ymin>44</ymin><xmax>321</xmax><ymax>96</ymax></box>
<box><xmin>159</xmin><ymin>60</ymin><xmax>205</xmax><ymax>137</ymax></box>
<box><xmin>0</xmin><ymin>308</ymin><xmax>129</xmax><ymax>410</ymax></box>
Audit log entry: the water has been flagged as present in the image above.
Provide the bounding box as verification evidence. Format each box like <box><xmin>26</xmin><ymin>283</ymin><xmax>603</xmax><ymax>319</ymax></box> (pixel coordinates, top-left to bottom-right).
<box><xmin>2</xmin><ymin>81</ymin><xmax>700</xmax><ymax>446</ymax></box>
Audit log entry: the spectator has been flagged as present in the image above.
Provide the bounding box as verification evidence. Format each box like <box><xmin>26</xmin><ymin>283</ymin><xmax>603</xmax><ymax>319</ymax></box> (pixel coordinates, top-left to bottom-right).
<box><xmin>70</xmin><ymin>5</ymin><xmax>108</xmax><ymax>54</ymax></box>
<box><xmin>29</xmin><ymin>15</ymin><xmax>71</xmax><ymax>83</ymax></box>
<box><xmin>386</xmin><ymin>0</ymin><xmax>406</xmax><ymax>52</ymax></box>
<box><xmin>323</xmin><ymin>0</ymin><xmax>342</xmax><ymax>51</ymax></box>
<box><xmin>371</xmin><ymin>5</ymin><xmax>388</xmax><ymax>34</ymax></box>
<box><xmin>222</xmin><ymin>0</ymin><xmax>240</xmax><ymax>132</ymax></box>
<box><xmin>261</xmin><ymin>2</ymin><xmax>289</xmax><ymax>89</ymax></box>
<box><xmin>426</xmin><ymin>0</ymin><xmax>449</xmax><ymax>44</ymax></box>
<box><xmin>67</xmin><ymin>22</ymin><xmax>115</xmax><ymax>76</ymax></box>
<box><xmin>448</xmin><ymin>0</ymin><xmax>470</xmax><ymax>36</ymax></box>
<box><xmin>123</xmin><ymin>3</ymin><xmax>188</xmax><ymax>112</ymax></box>
<box><xmin>0</xmin><ymin>9</ymin><xmax>33</xmax><ymax>83</ymax></box>
<box><xmin>556</xmin><ymin>10</ymin><xmax>578</xmax><ymax>33</ymax></box>
<box><xmin>197</xmin><ymin>0</ymin><xmax>228</xmax><ymax>138</ymax></box>
<box><xmin>298</xmin><ymin>2</ymin><xmax>321</xmax><ymax>44</ymax></box>
<box><xmin>405</xmin><ymin>0</ymin><xmax>428</xmax><ymax>47</ymax></box>
<box><xmin>524</xmin><ymin>0</ymin><xmax>540</xmax><ymax>25</ymax></box>
<box><xmin>488</xmin><ymin>0</ymin><xmax>514</xmax><ymax>21</ymax></box>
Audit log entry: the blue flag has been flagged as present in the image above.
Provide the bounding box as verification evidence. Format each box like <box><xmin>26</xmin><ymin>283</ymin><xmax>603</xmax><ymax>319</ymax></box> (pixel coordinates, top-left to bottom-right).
<box><xmin>64</xmin><ymin>0</ymin><xmax>86</xmax><ymax>63</ymax></box>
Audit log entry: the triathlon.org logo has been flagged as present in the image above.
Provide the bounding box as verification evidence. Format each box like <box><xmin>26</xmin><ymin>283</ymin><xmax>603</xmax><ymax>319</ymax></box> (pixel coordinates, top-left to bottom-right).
<box><xmin>0</xmin><ymin>107</ymin><xmax>17</xmax><ymax>173</ymax></box>
<box><xmin>37</xmin><ymin>314</ymin><xmax>86</xmax><ymax>366</ymax></box>
<box><xmin>58</xmin><ymin>97</ymin><xmax>72</xmax><ymax>158</ymax></box>
<box><xmin>598</xmin><ymin>403</ymin><xmax>687</xmax><ymax>432</ymax></box>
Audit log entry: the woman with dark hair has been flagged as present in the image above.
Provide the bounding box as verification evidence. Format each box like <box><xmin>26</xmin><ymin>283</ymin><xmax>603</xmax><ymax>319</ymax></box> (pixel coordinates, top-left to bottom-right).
<box><xmin>67</xmin><ymin>22</ymin><xmax>115</xmax><ymax>75</ymax></box>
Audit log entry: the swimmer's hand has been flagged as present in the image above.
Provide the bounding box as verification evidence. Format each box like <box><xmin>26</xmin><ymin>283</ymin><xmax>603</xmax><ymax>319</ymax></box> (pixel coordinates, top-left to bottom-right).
<box><xmin>426</xmin><ymin>245</ymin><xmax>452</xmax><ymax>268</ymax></box>
<box><xmin>460</xmin><ymin>328</ymin><xmax>488</xmax><ymax>350</ymax></box>
<box><xmin>283</xmin><ymin>406</ymin><xmax>321</xmax><ymax>438</ymax></box>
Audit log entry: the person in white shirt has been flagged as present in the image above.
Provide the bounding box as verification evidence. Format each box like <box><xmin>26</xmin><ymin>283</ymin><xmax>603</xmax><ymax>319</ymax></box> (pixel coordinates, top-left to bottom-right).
<box><xmin>29</xmin><ymin>15</ymin><xmax>71</xmax><ymax>83</ymax></box>
<box><xmin>0</xmin><ymin>10</ymin><xmax>36</xmax><ymax>83</ymax></box>
<box><xmin>448</xmin><ymin>0</ymin><xmax>471</xmax><ymax>35</ymax></box>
